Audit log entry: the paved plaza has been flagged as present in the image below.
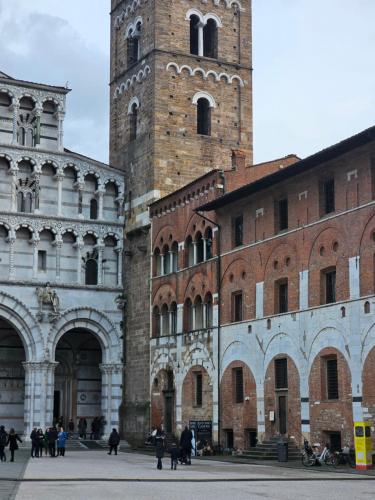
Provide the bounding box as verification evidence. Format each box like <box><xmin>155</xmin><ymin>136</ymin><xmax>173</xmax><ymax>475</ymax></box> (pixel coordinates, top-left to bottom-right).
<box><xmin>0</xmin><ymin>449</ymin><xmax>374</xmax><ymax>500</ymax></box>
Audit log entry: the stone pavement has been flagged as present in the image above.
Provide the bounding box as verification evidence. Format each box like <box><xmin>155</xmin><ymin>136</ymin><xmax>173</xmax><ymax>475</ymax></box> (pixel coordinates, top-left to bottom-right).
<box><xmin>0</xmin><ymin>449</ymin><xmax>374</xmax><ymax>500</ymax></box>
<box><xmin>0</xmin><ymin>449</ymin><xmax>29</xmax><ymax>500</ymax></box>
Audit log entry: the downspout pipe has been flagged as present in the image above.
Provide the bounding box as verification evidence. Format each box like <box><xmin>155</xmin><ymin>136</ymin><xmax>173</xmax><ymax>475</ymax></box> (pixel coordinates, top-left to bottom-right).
<box><xmin>194</xmin><ymin>209</ymin><xmax>221</xmax><ymax>447</ymax></box>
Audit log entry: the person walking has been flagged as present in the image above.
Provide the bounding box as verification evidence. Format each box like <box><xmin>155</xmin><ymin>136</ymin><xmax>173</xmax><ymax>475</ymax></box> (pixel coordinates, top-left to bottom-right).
<box><xmin>155</xmin><ymin>427</ymin><xmax>165</xmax><ymax>470</ymax></box>
<box><xmin>108</xmin><ymin>428</ymin><xmax>120</xmax><ymax>455</ymax></box>
<box><xmin>30</xmin><ymin>427</ymin><xmax>38</xmax><ymax>458</ymax></box>
<box><xmin>78</xmin><ymin>418</ymin><xmax>85</xmax><ymax>439</ymax></box>
<box><xmin>168</xmin><ymin>442</ymin><xmax>179</xmax><ymax>470</ymax></box>
<box><xmin>47</xmin><ymin>427</ymin><xmax>58</xmax><ymax>457</ymax></box>
<box><xmin>36</xmin><ymin>429</ymin><xmax>44</xmax><ymax>458</ymax></box>
<box><xmin>180</xmin><ymin>425</ymin><xmax>193</xmax><ymax>465</ymax></box>
<box><xmin>6</xmin><ymin>429</ymin><xmax>22</xmax><ymax>462</ymax></box>
<box><xmin>0</xmin><ymin>425</ymin><xmax>7</xmax><ymax>462</ymax></box>
<box><xmin>57</xmin><ymin>427</ymin><xmax>67</xmax><ymax>457</ymax></box>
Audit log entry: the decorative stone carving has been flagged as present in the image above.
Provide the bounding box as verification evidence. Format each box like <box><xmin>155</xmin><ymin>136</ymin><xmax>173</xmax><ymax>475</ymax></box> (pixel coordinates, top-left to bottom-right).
<box><xmin>36</xmin><ymin>282</ymin><xmax>61</xmax><ymax>322</ymax></box>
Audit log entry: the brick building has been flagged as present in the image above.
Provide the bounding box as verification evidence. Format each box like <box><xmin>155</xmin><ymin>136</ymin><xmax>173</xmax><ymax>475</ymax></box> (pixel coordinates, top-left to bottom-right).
<box><xmin>109</xmin><ymin>0</ymin><xmax>253</xmax><ymax>441</ymax></box>
<box><xmin>150</xmin><ymin>125</ymin><xmax>375</xmax><ymax>451</ymax></box>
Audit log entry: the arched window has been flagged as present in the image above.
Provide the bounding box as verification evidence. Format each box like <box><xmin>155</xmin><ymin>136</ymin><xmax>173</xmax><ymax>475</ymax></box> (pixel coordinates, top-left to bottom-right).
<box><xmin>205</xmin><ymin>293</ymin><xmax>213</xmax><ymax>328</ymax></box>
<box><xmin>26</xmin><ymin>128</ymin><xmax>34</xmax><ymax>147</ymax></box>
<box><xmin>162</xmin><ymin>244</ymin><xmax>170</xmax><ymax>275</ymax></box>
<box><xmin>189</xmin><ymin>15</ymin><xmax>200</xmax><ymax>55</ymax></box>
<box><xmin>171</xmin><ymin>241</ymin><xmax>178</xmax><ymax>272</ymax></box>
<box><xmin>184</xmin><ymin>298</ymin><xmax>193</xmax><ymax>332</ymax></box>
<box><xmin>90</xmin><ymin>198</ymin><xmax>98</xmax><ymax>220</ymax></box>
<box><xmin>154</xmin><ymin>248</ymin><xmax>162</xmax><ymax>276</ymax></box>
<box><xmin>129</xmin><ymin>102</ymin><xmax>138</xmax><ymax>141</ymax></box>
<box><xmin>195</xmin><ymin>296</ymin><xmax>204</xmax><ymax>330</ymax></box>
<box><xmin>170</xmin><ymin>302</ymin><xmax>177</xmax><ymax>334</ymax></box>
<box><xmin>196</xmin><ymin>232</ymin><xmax>204</xmax><ymax>263</ymax></box>
<box><xmin>364</xmin><ymin>301</ymin><xmax>370</xmax><ymax>314</ymax></box>
<box><xmin>152</xmin><ymin>306</ymin><xmax>160</xmax><ymax>337</ymax></box>
<box><xmin>17</xmin><ymin>191</ymin><xmax>24</xmax><ymax>212</ymax></box>
<box><xmin>185</xmin><ymin>236</ymin><xmax>194</xmax><ymax>267</ymax></box>
<box><xmin>203</xmin><ymin>19</ymin><xmax>218</xmax><ymax>58</ymax></box>
<box><xmin>18</xmin><ymin>127</ymin><xmax>26</xmax><ymax>146</ymax></box>
<box><xmin>24</xmin><ymin>192</ymin><xmax>33</xmax><ymax>213</ymax></box>
<box><xmin>197</xmin><ymin>98</ymin><xmax>211</xmax><ymax>136</ymax></box>
<box><xmin>161</xmin><ymin>304</ymin><xmax>169</xmax><ymax>335</ymax></box>
<box><xmin>205</xmin><ymin>227</ymin><xmax>213</xmax><ymax>259</ymax></box>
<box><xmin>85</xmin><ymin>258</ymin><xmax>98</xmax><ymax>285</ymax></box>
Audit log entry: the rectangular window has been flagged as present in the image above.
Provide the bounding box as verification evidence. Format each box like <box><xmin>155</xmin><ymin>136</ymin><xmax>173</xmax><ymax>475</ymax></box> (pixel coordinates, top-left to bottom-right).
<box><xmin>326</xmin><ymin>357</ymin><xmax>339</xmax><ymax>400</ymax></box>
<box><xmin>276</xmin><ymin>279</ymin><xmax>288</xmax><ymax>314</ymax></box>
<box><xmin>195</xmin><ymin>372</ymin><xmax>203</xmax><ymax>407</ymax></box>
<box><xmin>323</xmin><ymin>268</ymin><xmax>336</xmax><ymax>304</ymax></box>
<box><xmin>232</xmin><ymin>291</ymin><xmax>243</xmax><ymax>323</ymax></box>
<box><xmin>38</xmin><ymin>250</ymin><xmax>47</xmax><ymax>271</ymax></box>
<box><xmin>276</xmin><ymin>198</ymin><xmax>288</xmax><ymax>232</ymax></box>
<box><xmin>234</xmin><ymin>367</ymin><xmax>244</xmax><ymax>404</ymax></box>
<box><xmin>321</xmin><ymin>178</ymin><xmax>335</xmax><ymax>215</ymax></box>
<box><xmin>275</xmin><ymin>358</ymin><xmax>288</xmax><ymax>389</ymax></box>
<box><xmin>233</xmin><ymin>215</ymin><xmax>243</xmax><ymax>247</ymax></box>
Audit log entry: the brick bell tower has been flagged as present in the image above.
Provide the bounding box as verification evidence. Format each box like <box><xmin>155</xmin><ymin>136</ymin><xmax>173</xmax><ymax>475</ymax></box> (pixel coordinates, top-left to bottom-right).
<box><xmin>109</xmin><ymin>0</ymin><xmax>253</xmax><ymax>442</ymax></box>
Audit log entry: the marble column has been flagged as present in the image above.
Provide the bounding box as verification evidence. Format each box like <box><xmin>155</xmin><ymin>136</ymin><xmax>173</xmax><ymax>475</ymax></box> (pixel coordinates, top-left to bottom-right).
<box><xmin>32</xmin><ymin>236</ymin><xmax>40</xmax><ymax>279</ymax></box>
<box><xmin>115</xmin><ymin>246</ymin><xmax>123</xmax><ymax>287</ymax></box>
<box><xmin>96</xmin><ymin>186</ymin><xmax>105</xmax><ymax>220</ymax></box>
<box><xmin>198</xmin><ymin>22</ymin><xmax>204</xmax><ymax>56</ymax></box>
<box><xmin>99</xmin><ymin>364</ymin><xmax>123</xmax><ymax>437</ymax></box>
<box><xmin>56</xmin><ymin>170</ymin><xmax>64</xmax><ymax>216</ymax></box>
<box><xmin>54</xmin><ymin>237</ymin><xmax>63</xmax><ymax>282</ymax></box>
<box><xmin>96</xmin><ymin>243</ymin><xmax>105</xmax><ymax>285</ymax></box>
<box><xmin>11</xmin><ymin>99</ymin><xmax>19</xmax><ymax>145</ymax></box>
<box><xmin>74</xmin><ymin>238</ymin><xmax>84</xmax><ymax>284</ymax></box>
<box><xmin>10</xmin><ymin>168</ymin><xmax>18</xmax><ymax>212</ymax></box>
<box><xmin>7</xmin><ymin>233</ymin><xmax>16</xmax><ymax>280</ymax></box>
<box><xmin>57</xmin><ymin>111</ymin><xmax>65</xmax><ymax>151</ymax></box>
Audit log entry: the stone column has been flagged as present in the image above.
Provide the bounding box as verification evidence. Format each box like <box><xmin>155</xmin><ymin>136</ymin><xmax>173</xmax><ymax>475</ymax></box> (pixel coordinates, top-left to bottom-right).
<box><xmin>115</xmin><ymin>246</ymin><xmax>123</xmax><ymax>287</ymax></box>
<box><xmin>74</xmin><ymin>238</ymin><xmax>84</xmax><ymax>284</ymax></box>
<box><xmin>203</xmin><ymin>303</ymin><xmax>207</xmax><ymax>329</ymax></box>
<box><xmin>198</xmin><ymin>22</ymin><xmax>204</xmax><ymax>56</ymax></box>
<box><xmin>34</xmin><ymin>105</ymin><xmax>42</xmax><ymax>147</ymax></box>
<box><xmin>96</xmin><ymin>243</ymin><xmax>105</xmax><ymax>285</ymax></box>
<box><xmin>100</xmin><ymin>364</ymin><xmax>123</xmax><ymax>437</ymax></box>
<box><xmin>33</xmin><ymin>170</ymin><xmax>41</xmax><ymax>214</ymax></box>
<box><xmin>96</xmin><ymin>186</ymin><xmax>105</xmax><ymax>220</ymax></box>
<box><xmin>192</xmin><ymin>305</ymin><xmax>196</xmax><ymax>331</ymax></box>
<box><xmin>9</xmin><ymin>168</ymin><xmax>18</xmax><ymax>212</ymax></box>
<box><xmin>169</xmin><ymin>251</ymin><xmax>174</xmax><ymax>273</ymax></box>
<box><xmin>177</xmin><ymin>304</ymin><xmax>183</xmax><ymax>334</ymax></box>
<box><xmin>193</xmin><ymin>242</ymin><xmax>197</xmax><ymax>266</ymax></box>
<box><xmin>56</xmin><ymin>170</ymin><xmax>64</xmax><ymax>216</ymax></box>
<box><xmin>75</xmin><ymin>179</ymin><xmax>85</xmax><ymax>219</ymax></box>
<box><xmin>56</xmin><ymin>111</ymin><xmax>65</xmax><ymax>151</ymax></box>
<box><xmin>160</xmin><ymin>253</ymin><xmax>165</xmax><ymax>276</ymax></box>
<box><xmin>202</xmin><ymin>238</ymin><xmax>207</xmax><ymax>261</ymax></box>
<box><xmin>54</xmin><ymin>237</ymin><xmax>63</xmax><ymax>282</ymax></box>
<box><xmin>256</xmin><ymin>382</ymin><xmax>266</xmax><ymax>443</ymax></box>
<box><xmin>300</xmin><ymin>372</ymin><xmax>310</xmax><ymax>443</ymax></box>
<box><xmin>7</xmin><ymin>232</ymin><xmax>16</xmax><ymax>280</ymax></box>
<box><xmin>32</xmin><ymin>236</ymin><xmax>40</xmax><ymax>279</ymax></box>
<box><xmin>116</xmin><ymin>195</ymin><xmax>124</xmax><ymax>221</ymax></box>
<box><xmin>11</xmin><ymin>99</ymin><xmax>19</xmax><ymax>145</ymax></box>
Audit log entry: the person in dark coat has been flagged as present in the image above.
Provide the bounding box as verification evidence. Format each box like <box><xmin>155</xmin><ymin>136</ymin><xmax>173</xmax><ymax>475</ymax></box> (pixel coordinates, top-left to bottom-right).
<box><xmin>36</xmin><ymin>429</ymin><xmax>44</xmax><ymax>458</ymax></box>
<box><xmin>108</xmin><ymin>428</ymin><xmax>120</xmax><ymax>455</ymax></box>
<box><xmin>47</xmin><ymin>427</ymin><xmax>58</xmax><ymax>457</ymax></box>
<box><xmin>6</xmin><ymin>428</ymin><xmax>22</xmax><ymax>462</ymax></box>
<box><xmin>68</xmin><ymin>418</ymin><xmax>74</xmax><ymax>437</ymax></box>
<box><xmin>155</xmin><ymin>427</ymin><xmax>165</xmax><ymax>470</ymax></box>
<box><xmin>180</xmin><ymin>425</ymin><xmax>193</xmax><ymax>465</ymax></box>
<box><xmin>168</xmin><ymin>442</ymin><xmax>179</xmax><ymax>470</ymax></box>
<box><xmin>30</xmin><ymin>427</ymin><xmax>39</xmax><ymax>458</ymax></box>
<box><xmin>0</xmin><ymin>425</ymin><xmax>7</xmax><ymax>462</ymax></box>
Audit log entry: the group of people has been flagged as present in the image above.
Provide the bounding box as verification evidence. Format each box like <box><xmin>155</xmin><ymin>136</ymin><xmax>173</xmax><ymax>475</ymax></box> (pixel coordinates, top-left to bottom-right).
<box><xmin>0</xmin><ymin>426</ymin><xmax>22</xmax><ymax>462</ymax></box>
<box><xmin>30</xmin><ymin>427</ymin><xmax>68</xmax><ymax>458</ymax></box>
<box><xmin>153</xmin><ymin>425</ymin><xmax>195</xmax><ymax>470</ymax></box>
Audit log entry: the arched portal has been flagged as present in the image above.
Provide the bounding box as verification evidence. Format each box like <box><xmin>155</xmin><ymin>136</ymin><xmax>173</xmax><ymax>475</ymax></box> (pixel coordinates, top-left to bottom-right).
<box><xmin>151</xmin><ymin>369</ymin><xmax>175</xmax><ymax>434</ymax></box>
<box><xmin>0</xmin><ymin>317</ymin><xmax>26</xmax><ymax>434</ymax></box>
<box><xmin>54</xmin><ymin>328</ymin><xmax>102</xmax><ymax>432</ymax></box>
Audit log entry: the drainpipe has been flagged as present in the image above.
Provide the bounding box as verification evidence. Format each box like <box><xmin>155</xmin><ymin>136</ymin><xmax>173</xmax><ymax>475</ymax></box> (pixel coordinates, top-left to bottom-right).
<box><xmin>194</xmin><ymin>209</ymin><xmax>221</xmax><ymax>447</ymax></box>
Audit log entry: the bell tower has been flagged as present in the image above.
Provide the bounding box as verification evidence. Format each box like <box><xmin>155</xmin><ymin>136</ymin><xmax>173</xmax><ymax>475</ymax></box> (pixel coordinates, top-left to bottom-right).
<box><xmin>110</xmin><ymin>0</ymin><xmax>253</xmax><ymax>442</ymax></box>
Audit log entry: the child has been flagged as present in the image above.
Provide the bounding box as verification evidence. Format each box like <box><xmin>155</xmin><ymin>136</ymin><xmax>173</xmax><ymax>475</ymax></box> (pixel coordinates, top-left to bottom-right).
<box><xmin>169</xmin><ymin>442</ymin><xmax>179</xmax><ymax>470</ymax></box>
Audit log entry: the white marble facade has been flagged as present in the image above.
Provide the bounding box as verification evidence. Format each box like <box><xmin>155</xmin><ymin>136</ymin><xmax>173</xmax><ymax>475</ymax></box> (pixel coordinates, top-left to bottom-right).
<box><xmin>0</xmin><ymin>72</ymin><xmax>125</xmax><ymax>437</ymax></box>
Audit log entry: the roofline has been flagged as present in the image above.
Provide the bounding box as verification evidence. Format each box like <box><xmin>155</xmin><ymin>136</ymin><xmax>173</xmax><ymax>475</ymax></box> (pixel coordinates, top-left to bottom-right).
<box><xmin>149</xmin><ymin>169</ymin><xmax>221</xmax><ymax>209</ymax></box>
<box><xmin>63</xmin><ymin>148</ymin><xmax>122</xmax><ymax>175</ymax></box>
<box><xmin>0</xmin><ymin>76</ymin><xmax>70</xmax><ymax>94</ymax></box>
<box><xmin>198</xmin><ymin>125</ymin><xmax>375</xmax><ymax>212</ymax></box>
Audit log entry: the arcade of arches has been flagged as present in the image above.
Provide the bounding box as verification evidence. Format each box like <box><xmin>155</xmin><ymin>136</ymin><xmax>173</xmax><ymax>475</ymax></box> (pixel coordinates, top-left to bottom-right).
<box><xmin>0</xmin><ymin>313</ymin><xmax>122</xmax><ymax>438</ymax></box>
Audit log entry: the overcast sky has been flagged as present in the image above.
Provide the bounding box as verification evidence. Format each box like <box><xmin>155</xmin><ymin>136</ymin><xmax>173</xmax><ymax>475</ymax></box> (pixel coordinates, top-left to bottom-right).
<box><xmin>0</xmin><ymin>0</ymin><xmax>374</xmax><ymax>165</ymax></box>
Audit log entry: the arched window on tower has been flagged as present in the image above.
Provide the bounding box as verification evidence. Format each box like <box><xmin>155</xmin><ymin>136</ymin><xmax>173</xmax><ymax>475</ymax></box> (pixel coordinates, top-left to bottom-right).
<box><xmin>90</xmin><ymin>198</ymin><xmax>98</xmax><ymax>220</ymax></box>
<box><xmin>161</xmin><ymin>304</ymin><xmax>169</xmax><ymax>335</ymax></box>
<box><xmin>129</xmin><ymin>102</ymin><xmax>138</xmax><ymax>141</ymax></box>
<box><xmin>152</xmin><ymin>306</ymin><xmax>160</xmax><ymax>338</ymax></box>
<box><xmin>197</xmin><ymin>98</ymin><xmax>211</xmax><ymax>136</ymax></box>
<box><xmin>171</xmin><ymin>241</ymin><xmax>178</xmax><ymax>272</ymax></box>
<box><xmin>203</xmin><ymin>19</ymin><xmax>218</xmax><ymax>58</ymax></box>
<box><xmin>205</xmin><ymin>292</ymin><xmax>213</xmax><ymax>328</ymax></box>
<box><xmin>189</xmin><ymin>14</ymin><xmax>200</xmax><ymax>55</ymax></box>
<box><xmin>205</xmin><ymin>227</ymin><xmax>213</xmax><ymax>260</ymax></box>
<box><xmin>194</xmin><ymin>296</ymin><xmax>204</xmax><ymax>330</ymax></box>
<box><xmin>85</xmin><ymin>258</ymin><xmax>98</xmax><ymax>285</ymax></box>
<box><xmin>196</xmin><ymin>232</ymin><xmax>204</xmax><ymax>263</ymax></box>
<box><xmin>170</xmin><ymin>302</ymin><xmax>177</xmax><ymax>334</ymax></box>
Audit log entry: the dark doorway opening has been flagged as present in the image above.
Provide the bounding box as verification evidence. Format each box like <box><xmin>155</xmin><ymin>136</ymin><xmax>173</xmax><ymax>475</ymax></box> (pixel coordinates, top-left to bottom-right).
<box><xmin>246</xmin><ymin>428</ymin><xmax>258</xmax><ymax>448</ymax></box>
<box><xmin>278</xmin><ymin>394</ymin><xmax>287</xmax><ymax>435</ymax></box>
<box><xmin>328</xmin><ymin>432</ymin><xmax>341</xmax><ymax>452</ymax></box>
<box><xmin>225</xmin><ymin>429</ymin><xmax>234</xmax><ymax>449</ymax></box>
<box><xmin>53</xmin><ymin>390</ymin><xmax>60</xmax><ymax>423</ymax></box>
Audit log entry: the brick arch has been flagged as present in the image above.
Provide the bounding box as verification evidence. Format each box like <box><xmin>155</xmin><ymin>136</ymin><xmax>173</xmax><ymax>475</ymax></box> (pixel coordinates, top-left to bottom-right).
<box><xmin>359</xmin><ymin>211</ymin><xmax>375</xmax><ymax>295</ymax></box>
<box><xmin>309</xmin><ymin>346</ymin><xmax>353</xmax><ymax>448</ymax></box>
<box><xmin>308</xmin><ymin>226</ymin><xmax>348</xmax><ymax>307</ymax></box>
<box><xmin>263</xmin><ymin>242</ymin><xmax>299</xmax><ymax>316</ymax></box>
<box><xmin>181</xmin><ymin>365</ymin><xmax>213</xmax><ymax>429</ymax></box>
<box><xmin>221</xmin><ymin>340</ymin><xmax>257</xmax><ymax>376</ymax></box>
<box><xmin>182</xmin><ymin>271</ymin><xmax>213</xmax><ymax>303</ymax></box>
<box><xmin>152</xmin><ymin>283</ymin><xmax>177</xmax><ymax>307</ymax></box>
<box><xmin>183</xmin><ymin>212</ymin><xmax>206</xmax><ymax>241</ymax></box>
<box><xmin>220</xmin><ymin>360</ymin><xmax>257</xmax><ymax>450</ymax></box>
<box><xmin>221</xmin><ymin>257</ymin><xmax>253</xmax><ymax>323</ymax></box>
<box><xmin>151</xmin><ymin>368</ymin><xmax>176</xmax><ymax>432</ymax></box>
<box><xmin>152</xmin><ymin>223</ymin><xmax>177</xmax><ymax>249</ymax></box>
<box><xmin>362</xmin><ymin>346</ymin><xmax>375</xmax><ymax>448</ymax></box>
<box><xmin>308</xmin><ymin>325</ymin><xmax>350</xmax><ymax>369</ymax></box>
<box><xmin>264</xmin><ymin>354</ymin><xmax>301</xmax><ymax>444</ymax></box>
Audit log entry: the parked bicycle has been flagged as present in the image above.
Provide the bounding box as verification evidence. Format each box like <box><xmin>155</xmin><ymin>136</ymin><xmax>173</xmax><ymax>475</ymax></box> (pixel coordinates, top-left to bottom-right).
<box><xmin>336</xmin><ymin>445</ymin><xmax>356</xmax><ymax>468</ymax></box>
<box><xmin>301</xmin><ymin>439</ymin><xmax>337</xmax><ymax>467</ymax></box>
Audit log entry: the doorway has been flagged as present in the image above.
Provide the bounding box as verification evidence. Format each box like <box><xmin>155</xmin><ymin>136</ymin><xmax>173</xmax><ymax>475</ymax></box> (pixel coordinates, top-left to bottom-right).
<box><xmin>278</xmin><ymin>394</ymin><xmax>287</xmax><ymax>435</ymax></box>
<box><xmin>53</xmin><ymin>390</ymin><xmax>60</xmax><ymax>423</ymax></box>
<box><xmin>164</xmin><ymin>391</ymin><xmax>174</xmax><ymax>434</ymax></box>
